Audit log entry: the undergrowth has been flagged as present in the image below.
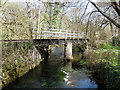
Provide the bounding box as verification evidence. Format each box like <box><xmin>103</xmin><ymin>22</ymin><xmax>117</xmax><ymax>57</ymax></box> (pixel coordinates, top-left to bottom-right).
<box><xmin>84</xmin><ymin>43</ymin><xmax>120</xmax><ymax>88</ymax></box>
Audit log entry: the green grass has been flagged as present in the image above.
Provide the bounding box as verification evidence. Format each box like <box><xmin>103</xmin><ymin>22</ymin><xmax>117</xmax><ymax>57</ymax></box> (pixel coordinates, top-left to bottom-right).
<box><xmin>100</xmin><ymin>43</ymin><xmax>120</xmax><ymax>50</ymax></box>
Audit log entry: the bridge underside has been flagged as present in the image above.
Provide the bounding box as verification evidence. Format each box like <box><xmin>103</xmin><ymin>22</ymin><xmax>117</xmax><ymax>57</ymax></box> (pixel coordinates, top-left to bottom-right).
<box><xmin>33</xmin><ymin>39</ymin><xmax>88</xmax><ymax>45</ymax></box>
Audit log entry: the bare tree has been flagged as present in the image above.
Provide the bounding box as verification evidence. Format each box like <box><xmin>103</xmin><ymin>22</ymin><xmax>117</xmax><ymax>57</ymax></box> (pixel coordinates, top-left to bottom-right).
<box><xmin>88</xmin><ymin>0</ymin><xmax>120</xmax><ymax>29</ymax></box>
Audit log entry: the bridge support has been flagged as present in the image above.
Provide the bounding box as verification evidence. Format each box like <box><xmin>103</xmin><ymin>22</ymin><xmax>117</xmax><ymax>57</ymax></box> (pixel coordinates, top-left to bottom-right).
<box><xmin>64</xmin><ymin>41</ymin><xmax>73</xmax><ymax>60</ymax></box>
<box><xmin>36</xmin><ymin>45</ymin><xmax>50</xmax><ymax>61</ymax></box>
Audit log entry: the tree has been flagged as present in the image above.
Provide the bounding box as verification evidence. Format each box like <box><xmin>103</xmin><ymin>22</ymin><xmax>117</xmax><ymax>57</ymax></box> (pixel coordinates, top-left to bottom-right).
<box><xmin>88</xmin><ymin>0</ymin><xmax>120</xmax><ymax>29</ymax></box>
<box><xmin>1</xmin><ymin>0</ymin><xmax>40</xmax><ymax>40</ymax></box>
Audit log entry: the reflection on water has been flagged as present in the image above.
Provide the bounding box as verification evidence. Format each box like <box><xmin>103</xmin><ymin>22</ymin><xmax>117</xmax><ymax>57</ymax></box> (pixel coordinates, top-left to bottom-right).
<box><xmin>63</xmin><ymin>67</ymin><xmax>97</xmax><ymax>88</ymax></box>
<box><xmin>2</xmin><ymin>46</ymin><xmax>98</xmax><ymax>89</ymax></box>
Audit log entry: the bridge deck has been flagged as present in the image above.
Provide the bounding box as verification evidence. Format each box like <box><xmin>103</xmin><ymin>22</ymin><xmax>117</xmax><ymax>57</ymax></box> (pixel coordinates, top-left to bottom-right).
<box><xmin>34</xmin><ymin>39</ymin><xmax>88</xmax><ymax>45</ymax></box>
<box><xmin>1</xmin><ymin>38</ymin><xmax>88</xmax><ymax>44</ymax></box>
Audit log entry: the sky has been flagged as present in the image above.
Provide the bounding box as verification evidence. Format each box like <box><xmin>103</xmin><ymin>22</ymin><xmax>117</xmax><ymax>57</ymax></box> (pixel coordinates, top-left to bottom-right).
<box><xmin>8</xmin><ymin>0</ymin><xmax>114</xmax><ymax>2</ymax></box>
<box><xmin>8</xmin><ymin>0</ymin><xmax>98</xmax><ymax>2</ymax></box>
<box><xmin>7</xmin><ymin>0</ymin><xmax>96</xmax><ymax>13</ymax></box>
<box><xmin>7</xmin><ymin>0</ymin><xmax>113</xmax><ymax>14</ymax></box>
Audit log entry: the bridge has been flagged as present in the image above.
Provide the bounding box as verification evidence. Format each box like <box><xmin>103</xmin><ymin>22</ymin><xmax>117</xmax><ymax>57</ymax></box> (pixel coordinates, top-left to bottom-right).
<box><xmin>2</xmin><ymin>28</ymin><xmax>88</xmax><ymax>60</ymax></box>
<box><xmin>32</xmin><ymin>28</ymin><xmax>88</xmax><ymax>60</ymax></box>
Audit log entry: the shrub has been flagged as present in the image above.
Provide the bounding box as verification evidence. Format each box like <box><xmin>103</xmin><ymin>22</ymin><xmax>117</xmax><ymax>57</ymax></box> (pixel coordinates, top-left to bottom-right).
<box><xmin>84</xmin><ymin>49</ymin><xmax>120</xmax><ymax>88</ymax></box>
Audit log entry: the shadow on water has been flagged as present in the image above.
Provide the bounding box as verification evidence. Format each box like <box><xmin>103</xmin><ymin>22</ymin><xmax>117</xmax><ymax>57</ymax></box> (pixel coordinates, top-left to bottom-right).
<box><xmin>2</xmin><ymin>46</ymin><xmax>98</xmax><ymax>89</ymax></box>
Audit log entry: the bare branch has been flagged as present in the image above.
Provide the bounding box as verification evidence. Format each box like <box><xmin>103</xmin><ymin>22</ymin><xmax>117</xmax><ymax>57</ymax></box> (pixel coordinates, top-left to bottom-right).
<box><xmin>111</xmin><ymin>1</ymin><xmax>120</xmax><ymax>16</ymax></box>
<box><xmin>88</xmin><ymin>0</ymin><xmax>120</xmax><ymax>29</ymax></box>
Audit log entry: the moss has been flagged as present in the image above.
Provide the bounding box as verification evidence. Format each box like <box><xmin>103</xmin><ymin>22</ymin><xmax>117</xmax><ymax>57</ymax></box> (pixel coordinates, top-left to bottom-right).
<box><xmin>2</xmin><ymin>41</ymin><xmax>42</xmax><ymax>88</ymax></box>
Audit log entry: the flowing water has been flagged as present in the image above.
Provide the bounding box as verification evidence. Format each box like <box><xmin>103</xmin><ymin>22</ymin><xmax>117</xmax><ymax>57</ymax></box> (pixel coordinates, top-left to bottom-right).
<box><xmin>2</xmin><ymin>46</ymin><xmax>98</xmax><ymax>89</ymax></box>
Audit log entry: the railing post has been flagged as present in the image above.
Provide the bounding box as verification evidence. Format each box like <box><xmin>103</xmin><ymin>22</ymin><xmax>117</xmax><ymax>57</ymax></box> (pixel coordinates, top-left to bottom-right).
<box><xmin>73</xmin><ymin>31</ymin><xmax>74</xmax><ymax>40</ymax></box>
<box><xmin>65</xmin><ymin>30</ymin><xmax>66</xmax><ymax>39</ymax></box>
<box><xmin>70</xmin><ymin>30</ymin><xmax>71</xmax><ymax>39</ymax></box>
<box><xmin>59</xmin><ymin>29</ymin><xmax>61</xmax><ymax>39</ymax></box>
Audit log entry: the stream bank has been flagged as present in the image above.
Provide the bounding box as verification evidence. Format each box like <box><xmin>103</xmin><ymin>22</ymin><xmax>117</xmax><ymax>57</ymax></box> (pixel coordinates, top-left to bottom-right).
<box><xmin>2</xmin><ymin>45</ymin><xmax>98</xmax><ymax>89</ymax></box>
<box><xmin>2</xmin><ymin>42</ymin><xmax>42</xmax><ymax>88</ymax></box>
<box><xmin>83</xmin><ymin>49</ymin><xmax>120</xmax><ymax>88</ymax></box>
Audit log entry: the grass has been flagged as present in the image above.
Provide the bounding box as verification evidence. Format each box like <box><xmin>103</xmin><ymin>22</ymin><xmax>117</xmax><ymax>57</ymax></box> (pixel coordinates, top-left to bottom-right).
<box><xmin>84</xmin><ymin>43</ymin><xmax>120</xmax><ymax>88</ymax></box>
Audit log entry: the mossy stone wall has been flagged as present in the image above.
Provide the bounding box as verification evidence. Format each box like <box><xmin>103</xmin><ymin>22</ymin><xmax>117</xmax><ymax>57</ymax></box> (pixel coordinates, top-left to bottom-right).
<box><xmin>2</xmin><ymin>42</ymin><xmax>42</xmax><ymax>88</ymax></box>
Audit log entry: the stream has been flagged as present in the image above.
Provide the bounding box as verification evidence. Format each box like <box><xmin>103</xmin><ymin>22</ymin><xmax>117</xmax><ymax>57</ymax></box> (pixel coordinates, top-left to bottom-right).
<box><xmin>2</xmin><ymin>46</ymin><xmax>98</xmax><ymax>89</ymax></box>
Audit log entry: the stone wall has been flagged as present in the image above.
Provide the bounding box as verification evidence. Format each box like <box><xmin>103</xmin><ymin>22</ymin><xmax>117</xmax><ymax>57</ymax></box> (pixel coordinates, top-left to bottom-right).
<box><xmin>1</xmin><ymin>42</ymin><xmax>42</xmax><ymax>88</ymax></box>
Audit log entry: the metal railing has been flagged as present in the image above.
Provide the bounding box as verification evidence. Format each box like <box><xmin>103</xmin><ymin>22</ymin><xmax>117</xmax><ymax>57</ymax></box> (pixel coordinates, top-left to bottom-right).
<box><xmin>33</xmin><ymin>28</ymin><xmax>85</xmax><ymax>39</ymax></box>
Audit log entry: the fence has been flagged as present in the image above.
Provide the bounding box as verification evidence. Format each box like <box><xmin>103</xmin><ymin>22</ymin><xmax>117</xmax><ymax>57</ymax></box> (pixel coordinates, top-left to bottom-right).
<box><xmin>32</xmin><ymin>28</ymin><xmax>85</xmax><ymax>39</ymax></box>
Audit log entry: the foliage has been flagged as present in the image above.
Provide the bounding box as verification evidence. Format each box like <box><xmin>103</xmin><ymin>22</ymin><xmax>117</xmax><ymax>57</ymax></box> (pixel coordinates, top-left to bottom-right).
<box><xmin>2</xmin><ymin>2</ymin><xmax>31</xmax><ymax>40</ymax></box>
<box><xmin>84</xmin><ymin>49</ymin><xmax>120</xmax><ymax>88</ymax></box>
<box><xmin>79</xmin><ymin>59</ymin><xmax>87</xmax><ymax>65</ymax></box>
<box><xmin>2</xmin><ymin>42</ymin><xmax>33</xmax><ymax>73</ymax></box>
<box><xmin>100</xmin><ymin>43</ymin><xmax>120</xmax><ymax>50</ymax></box>
<box><xmin>23</xmin><ymin>42</ymin><xmax>33</xmax><ymax>51</ymax></box>
<box><xmin>41</xmin><ymin>3</ymin><xmax>62</xmax><ymax>29</ymax></box>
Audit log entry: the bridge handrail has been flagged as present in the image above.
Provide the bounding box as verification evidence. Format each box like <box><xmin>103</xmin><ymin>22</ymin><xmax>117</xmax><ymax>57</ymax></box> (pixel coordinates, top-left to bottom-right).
<box><xmin>33</xmin><ymin>28</ymin><xmax>85</xmax><ymax>39</ymax></box>
<box><xmin>41</xmin><ymin>31</ymin><xmax>81</xmax><ymax>35</ymax></box>
<box><xmin>41</xmin><ymin>28</ymin><xmax>80</xmax><ymax>33</ymax></box>
<box><xmin>32</xmin><ymin>35</ymin><xmax>82</xmax><ymax>38</ymax></box>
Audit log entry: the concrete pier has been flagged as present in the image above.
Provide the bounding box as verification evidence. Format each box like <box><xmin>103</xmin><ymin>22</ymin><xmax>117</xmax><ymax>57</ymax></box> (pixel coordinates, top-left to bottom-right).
<box><xmin>64</xmin><ymin>41</ymin><xmax>73</xmax><ymax>60</ymax></box>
